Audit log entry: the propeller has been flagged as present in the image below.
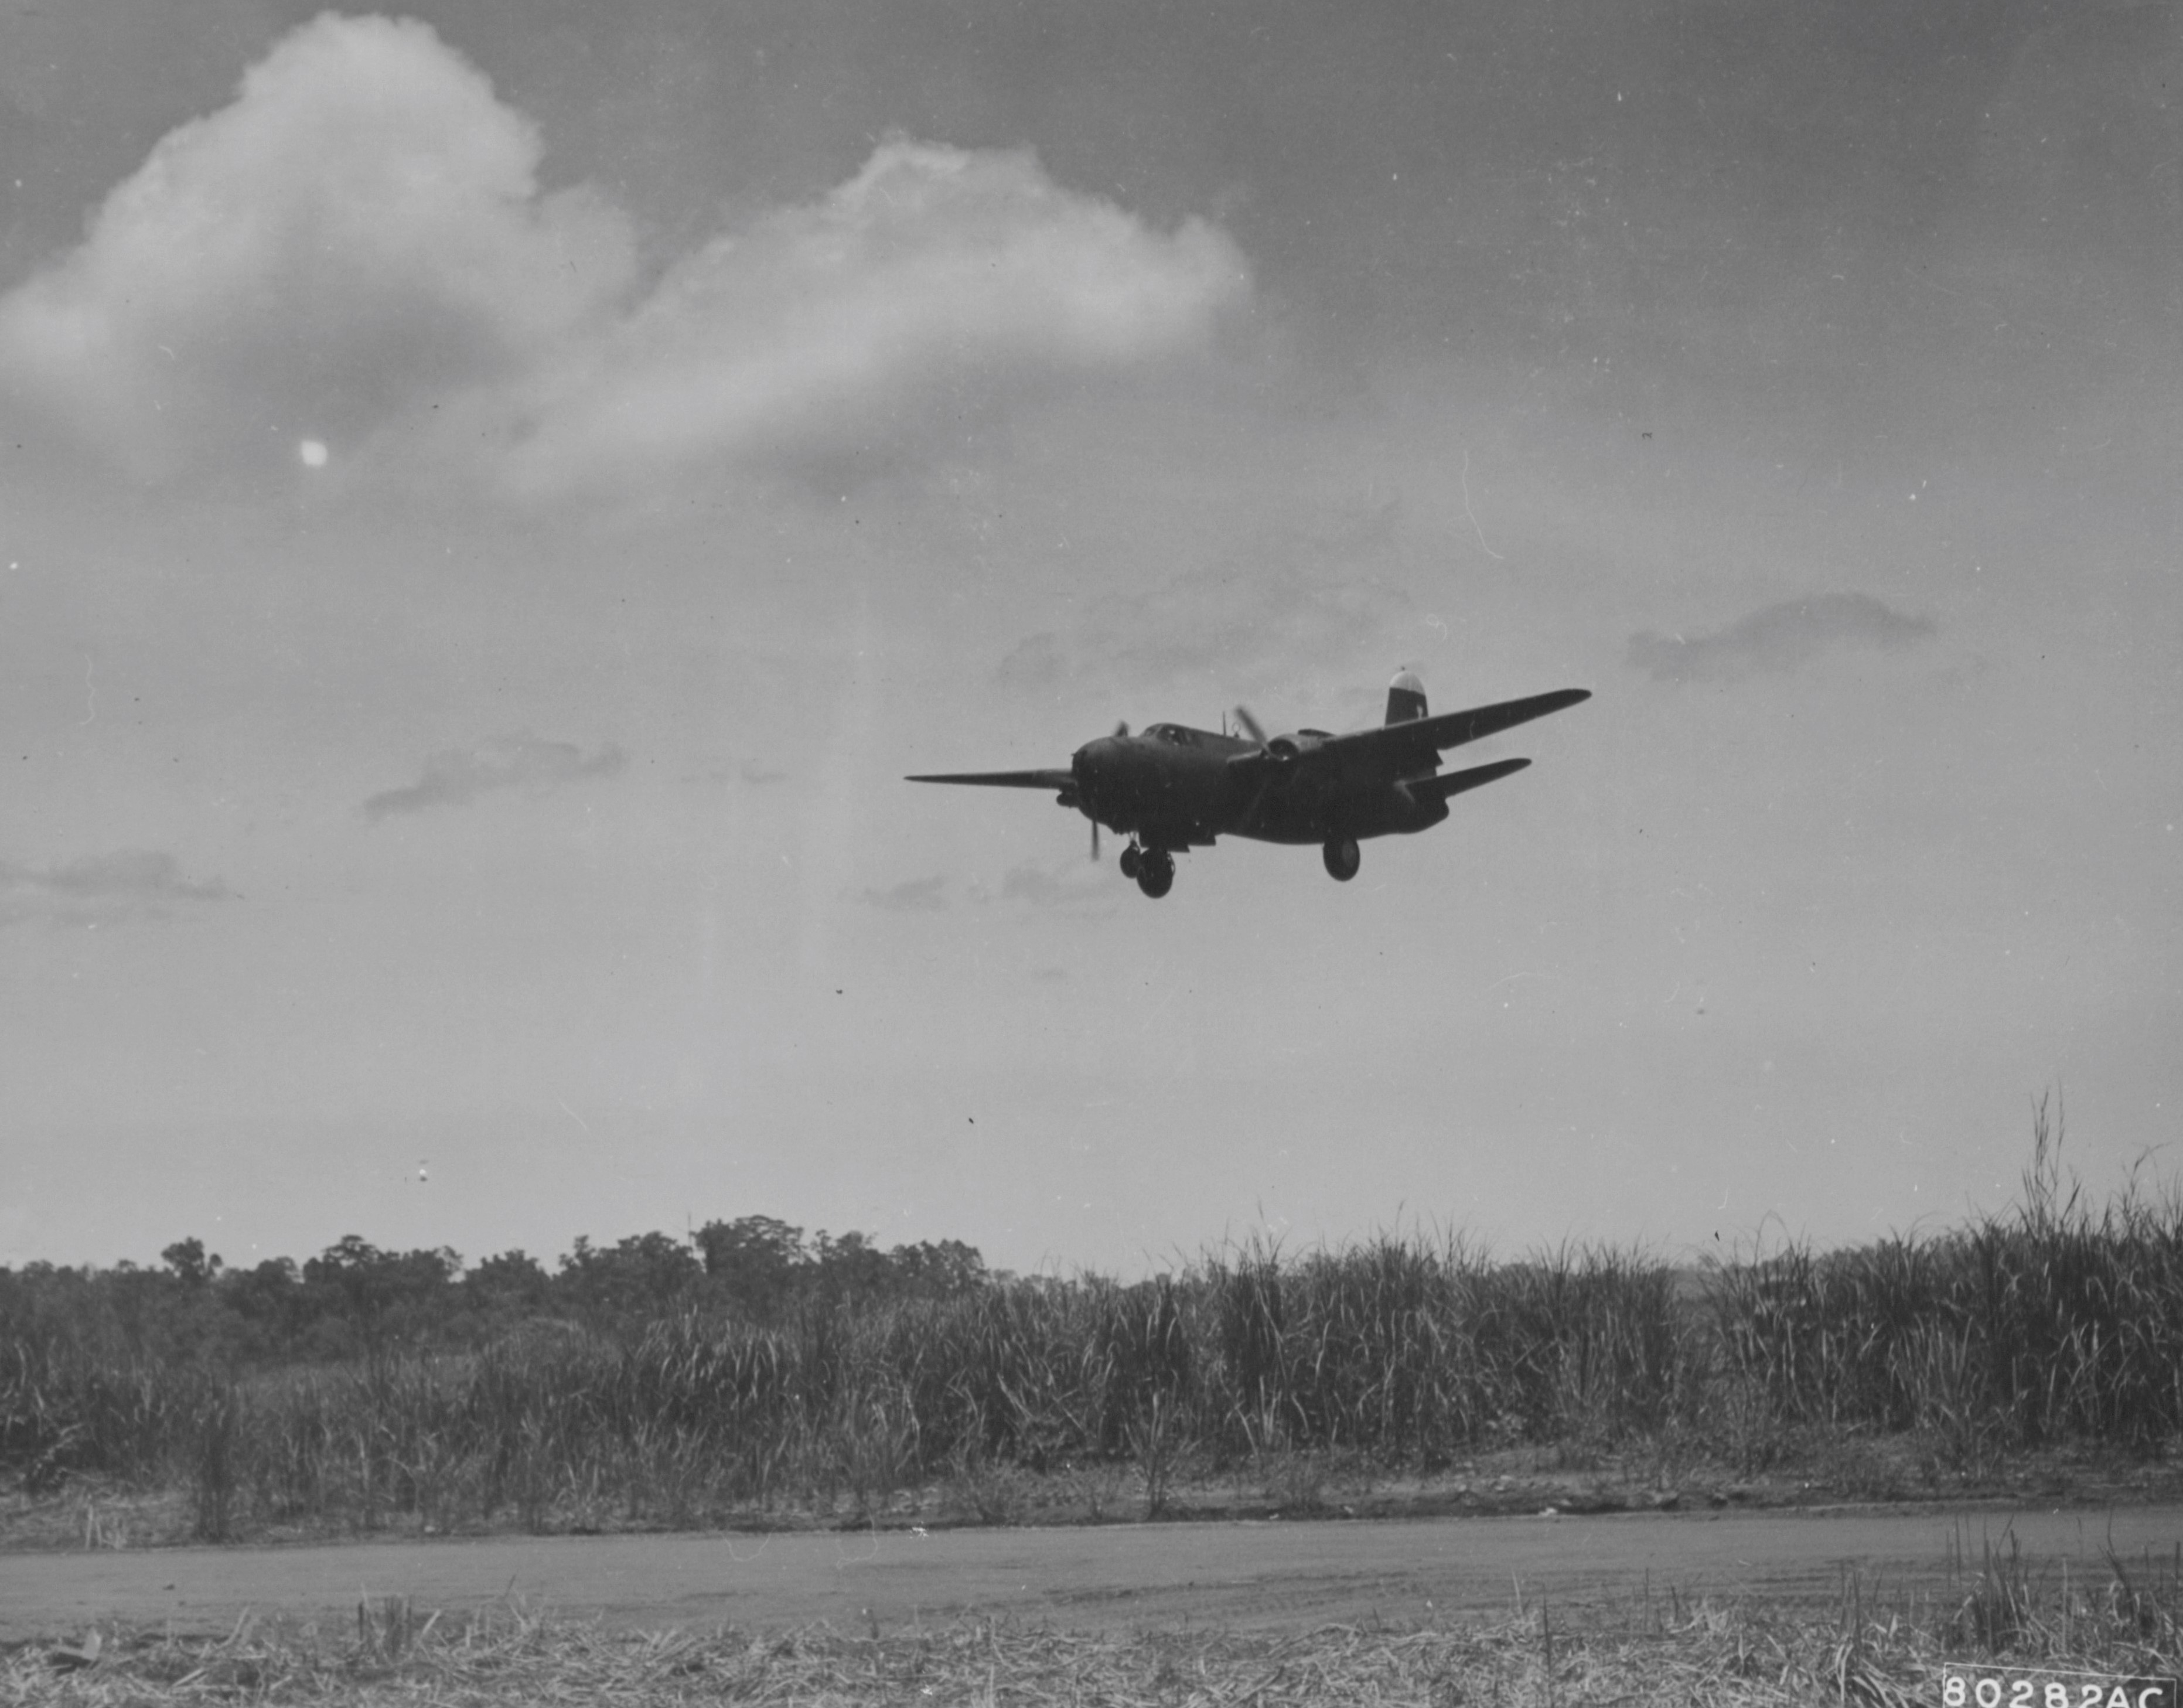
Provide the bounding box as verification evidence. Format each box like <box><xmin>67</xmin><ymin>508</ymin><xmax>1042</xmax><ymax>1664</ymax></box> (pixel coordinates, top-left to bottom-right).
<box><xmin>1229</xmin><ymin>705</ymin><xmax>1296</xmax><ymax>833</ymax></box>
<box><xmin>1077</xmin><ymin>724</ymin><xmax>1128</xmax><ymax>861</ymax></box>
<box><xmin>1232</xmin><ymin>705</ymin><xmax>1308</xmax><ymax>771</ymax></box>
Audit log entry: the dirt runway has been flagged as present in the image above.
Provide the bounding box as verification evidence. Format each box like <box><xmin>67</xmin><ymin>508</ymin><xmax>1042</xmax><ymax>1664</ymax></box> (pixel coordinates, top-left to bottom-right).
<box><xmin>8</xmin><ymin>1505</ymin><xmax>2182</xmax><ymax>1639</ymax></box>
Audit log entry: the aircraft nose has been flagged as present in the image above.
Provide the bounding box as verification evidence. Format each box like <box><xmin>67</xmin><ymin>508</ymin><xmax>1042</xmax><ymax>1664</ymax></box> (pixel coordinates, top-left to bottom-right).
<box><xmin>1072</xmin><ymin>737</ymin><xmax>1118</xmax><ymax>809</ymax></box>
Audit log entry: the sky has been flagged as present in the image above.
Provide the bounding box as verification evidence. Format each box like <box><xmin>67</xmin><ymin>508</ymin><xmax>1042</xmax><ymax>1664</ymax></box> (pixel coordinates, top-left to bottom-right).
<box><xmin>1</xmin><ymin>0</ymin><xmax>2176</xmax><ymax>1279</ymax></box>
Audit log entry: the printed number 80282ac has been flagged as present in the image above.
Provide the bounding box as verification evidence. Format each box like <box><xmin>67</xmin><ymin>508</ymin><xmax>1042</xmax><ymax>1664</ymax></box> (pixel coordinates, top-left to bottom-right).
<box><xmin>1941</xmin><ymin>1667</ymin><xmax>2179</xmax><ymax>1708</ymax></box>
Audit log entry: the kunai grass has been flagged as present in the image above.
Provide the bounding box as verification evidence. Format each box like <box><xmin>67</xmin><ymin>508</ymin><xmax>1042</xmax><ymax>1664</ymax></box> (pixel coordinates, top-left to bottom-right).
<box><xmin>11</xmin><ymin>1542</ymin><xmax>2183</xmax><ymax>1708</ymax></box>
<box><xmin>10</xmin><ymin>1107</ymin><xmax>2183</xmax><ymax>1540</ymax></box>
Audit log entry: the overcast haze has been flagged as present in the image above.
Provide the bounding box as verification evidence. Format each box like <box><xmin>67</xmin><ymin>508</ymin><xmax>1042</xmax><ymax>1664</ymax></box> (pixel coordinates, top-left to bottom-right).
<box><xmin>2</xmin><ymin>1</ymin><xmax>2176</xmax><ymax>1277</ymax></box>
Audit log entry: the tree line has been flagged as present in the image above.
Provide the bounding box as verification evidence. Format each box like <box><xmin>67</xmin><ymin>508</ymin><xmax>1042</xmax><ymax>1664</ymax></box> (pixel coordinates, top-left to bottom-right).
<box><xmin>0</xmin><ymin>1219</ymin><xmax>990</xmax><ymax>1368</ymax></box>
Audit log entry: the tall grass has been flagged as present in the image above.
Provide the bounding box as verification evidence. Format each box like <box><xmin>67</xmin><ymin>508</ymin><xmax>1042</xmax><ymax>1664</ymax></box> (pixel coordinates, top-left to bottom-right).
<box><xmin>2</xmin><ymin>1243</ymin><xmax>1698</xmax><ymax>1533</ymax></box>
<box><xmin>1711</xmin><ymin>1099</ymin><xmax>2183</xmax><ymax>1465</ymax></box>
<box><xmin>8</xmin><ymin>1107</ymin><xmax>2181</xmax><ymax>1536</ymax></box>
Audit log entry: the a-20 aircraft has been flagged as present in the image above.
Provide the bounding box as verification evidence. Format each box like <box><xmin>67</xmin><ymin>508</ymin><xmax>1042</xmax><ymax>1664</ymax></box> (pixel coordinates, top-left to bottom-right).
<box><xmin>909</xmin><ymin>670</ymin><xmax>1590</xmax><ymax>898</ymax></box>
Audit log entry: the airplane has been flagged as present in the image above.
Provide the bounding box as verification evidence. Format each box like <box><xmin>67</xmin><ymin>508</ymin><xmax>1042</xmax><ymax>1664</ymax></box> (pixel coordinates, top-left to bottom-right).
<box><xmin>908</xmin><ymin>669</ymin><xmax>1590</xmax><ymax>898</ymax></box>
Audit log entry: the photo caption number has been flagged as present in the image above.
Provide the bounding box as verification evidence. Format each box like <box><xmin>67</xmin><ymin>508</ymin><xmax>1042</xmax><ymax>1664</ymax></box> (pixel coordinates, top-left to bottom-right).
<box><xmin>1942</xmin><ymin>1667</ymin><xmax>2181</xmax><ymax>1708</ymax></box>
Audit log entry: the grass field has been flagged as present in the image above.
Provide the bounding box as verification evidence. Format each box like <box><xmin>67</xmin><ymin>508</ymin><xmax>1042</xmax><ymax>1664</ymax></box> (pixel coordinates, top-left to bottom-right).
<box><xmin>8</xmin><ymin>1109</ymin><xmax>2183</xmax><ymax>1545</ymax></box>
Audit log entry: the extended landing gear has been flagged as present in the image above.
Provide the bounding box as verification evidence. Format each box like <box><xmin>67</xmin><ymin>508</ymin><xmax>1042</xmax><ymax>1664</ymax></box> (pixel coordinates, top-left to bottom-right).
<box><xmin>1322</xmin><ymin>837</ymin><xmax>1360</xmax><ymax>882</ymax></box>
<box><xmin>1119</xmin><ymin>842</ymin><xmax>1174</xmax><ymax>898</ymax></box>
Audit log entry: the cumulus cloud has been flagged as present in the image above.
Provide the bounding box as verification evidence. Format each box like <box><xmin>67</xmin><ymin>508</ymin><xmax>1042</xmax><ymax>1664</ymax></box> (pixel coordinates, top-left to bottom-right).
<box><xmin>0</xmin><ymin>14</ymin><xmax>633</xmax><ymax>480</ymax></box>
<box><xmin>1626</xmin><ymin>593</ymin><xmax>1937</xmax><ymax>684</ymax></box>
<box><xmin>0</xmin><ymin>16</ymin><xmax>1249</xmax><ymax>493</ymax></box>
<box><xmin>0</xmin><ymin>850</ymin><xmax>233</xmax><ymax>927</ymax></box>
<box><xmin>862</xmin><ymin>875</ymin><xmax>948</xmax><ymax>913</ymax></box>
<box><xmin>503</xmin><ymin>139</ymin><xmax>1251</xmax><ymax>493</ymax></box>
<box><xmin>364</xmin><ymin>734</ymin><xmax>625</xmax><ymax>820</ymax></box>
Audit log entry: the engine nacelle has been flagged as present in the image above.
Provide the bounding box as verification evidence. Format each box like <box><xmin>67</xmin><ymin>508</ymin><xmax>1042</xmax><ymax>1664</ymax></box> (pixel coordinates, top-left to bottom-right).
<box><xmin>1340</xmin><ymin>780</ymin><xmax>1449</xmax><ymax>838</ymax></box>
<box><xmin>1265</xmin><ymin>730</ymin><xmax>1329</xmax><ymax>763</ymax></box>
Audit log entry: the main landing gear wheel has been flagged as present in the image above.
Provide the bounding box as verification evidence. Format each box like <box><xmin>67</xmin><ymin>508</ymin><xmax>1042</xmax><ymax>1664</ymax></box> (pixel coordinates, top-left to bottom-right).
<box><xmin>1135</xmin><ymin>848</ymin><xmax>1175</xmax><ymax>898</ymax></box>
<box><xmin>1118</xmin><ymin>844</ymin><xmax>1141</xmax><ymax>879</ymax></box>
<box><xmin>1322</xmin><ymin>837</ymin><xmax>1361</xmax><ymax>882</ymax></box>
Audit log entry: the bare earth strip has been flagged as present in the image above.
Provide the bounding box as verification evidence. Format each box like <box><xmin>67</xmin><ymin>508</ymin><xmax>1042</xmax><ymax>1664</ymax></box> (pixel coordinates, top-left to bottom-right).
<box><xmin>8</xmin><ymin>1504</ymin><xmax>2183</xmax><ymax>1640</ymax></box>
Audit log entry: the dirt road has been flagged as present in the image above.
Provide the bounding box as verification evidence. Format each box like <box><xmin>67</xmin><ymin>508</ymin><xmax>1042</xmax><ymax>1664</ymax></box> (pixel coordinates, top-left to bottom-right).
<box><xmin>8</xmin><ymin>1505</ymin><xmax>2181</xmax><ymax>1639</ymax></box>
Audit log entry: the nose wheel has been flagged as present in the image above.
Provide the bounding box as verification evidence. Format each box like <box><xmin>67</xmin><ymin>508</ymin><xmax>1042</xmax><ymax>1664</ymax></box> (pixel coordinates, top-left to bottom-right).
<box><xmin>1322</xmin><ymin>837</ymin><xmax>1360</xmax><ymax>882</ymax></box>
<box><xmin>1118</xmin><ymin>841</ymin><xmax>1174</xmax><ymax>898</ymax></box>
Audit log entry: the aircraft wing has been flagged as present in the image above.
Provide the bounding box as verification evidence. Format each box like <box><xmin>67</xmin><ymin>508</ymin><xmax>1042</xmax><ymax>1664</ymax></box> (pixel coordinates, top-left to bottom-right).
<box><xmin>905</xmin><ymin>768</ymin><xmax>1076</xmax><ymax>791</ymax></box>
<box><xmin>1313</xmin><ymin>687</ymin><xmax>1590</xmax><ymax>780</ymax></box>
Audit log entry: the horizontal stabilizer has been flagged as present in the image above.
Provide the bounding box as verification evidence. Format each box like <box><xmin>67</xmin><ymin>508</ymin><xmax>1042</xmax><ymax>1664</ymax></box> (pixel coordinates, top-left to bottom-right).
<box><xmin>906</xmin><ymin>769</ymin><xmax>1076</xmax><ymax>791</ymax></box>
<box><xmin>1418</xmin><ymin>755</ymin><xmax>1530</xmax><ymax>802</ymax></box>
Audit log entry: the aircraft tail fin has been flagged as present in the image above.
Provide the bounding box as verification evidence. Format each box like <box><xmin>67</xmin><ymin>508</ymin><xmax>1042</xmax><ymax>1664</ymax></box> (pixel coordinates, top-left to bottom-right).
<box><xmin>1385</xmin><ymin>669</ymin><xmax>1428</xmax><ymax>725</ymax></box>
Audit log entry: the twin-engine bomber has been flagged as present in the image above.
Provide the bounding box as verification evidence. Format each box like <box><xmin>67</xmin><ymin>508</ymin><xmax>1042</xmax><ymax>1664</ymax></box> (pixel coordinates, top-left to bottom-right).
<box><xmin>908</xmin><ymin>670</ymin><xmax>1590</xmax><ymax>898</ymax></box>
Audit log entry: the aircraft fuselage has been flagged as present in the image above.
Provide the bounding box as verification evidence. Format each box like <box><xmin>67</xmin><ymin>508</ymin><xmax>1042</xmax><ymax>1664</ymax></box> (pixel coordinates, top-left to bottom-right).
<box><xmin>1068</xmin><ymin>724</ymin><xmax>1451</xmax><ymax>850</ymax></box>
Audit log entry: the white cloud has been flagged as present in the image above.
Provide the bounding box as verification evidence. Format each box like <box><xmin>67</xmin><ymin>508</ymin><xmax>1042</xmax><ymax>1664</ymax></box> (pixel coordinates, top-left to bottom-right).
<box><xmin>0</xmin><ymin>17</ymin><xmax>1250</xmax><ymax>495</ymax></box>
<box><xmin>500</xmin><ymin>139</ymin><xmax>1251</xmax><ymax>493</ymax></box>
<box><xmin>364</xmin><ymin>734</ymin><xmax>626</xmax><ymax>820</ymax></box>
<box><xmin>0</xmin><ymin>13</ymin><xmax>634</xmax><ymax>481</ymax></box>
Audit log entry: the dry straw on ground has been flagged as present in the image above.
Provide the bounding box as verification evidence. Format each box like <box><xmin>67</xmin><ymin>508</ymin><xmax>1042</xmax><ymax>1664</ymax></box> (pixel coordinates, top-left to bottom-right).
<box><xmin>12</xmin><ymin>1532</ymin><xmax>2181</xmax><ymax>1705</ymax></box>
<box><xmin>9</xmin><ymin>1552</ymin><xmax>2181</xmax><ymax>1708</ymax></box>
<box><xmin>2</xmin><ymin>1601</ymin><xmax>1933</xmax><ymax>1708</ymax></box>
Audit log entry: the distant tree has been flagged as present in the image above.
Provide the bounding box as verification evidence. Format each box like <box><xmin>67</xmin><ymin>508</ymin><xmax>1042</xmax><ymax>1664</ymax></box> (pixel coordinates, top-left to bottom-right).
<box><xmin>466</xmin><ymin>1250</ymin><xmax>552</xmax><ymax>1321</ymax></box>
<box><xmin>691</xmin><ymin>1219</ymin><xmax>991</xmax><ymax>1313</ymax></box>
<box><xmin>809</xmin><ymin>1230</ymin><xmax>894</xmax><ymax>1304</ymax></box>
<box><xmin>0</xmin><ymin>1215</ymin><xmax>991</xmax><ymax>1375</ymax></box>
<box><xmin>302</xmin><ymin>1237</ymin><xmax>461</xmax><ymax>1357</ymax></box>
<box><xmin>694</xmin><ymin>1216</ymin><xmax>807</xmax><ymax>1317</ymax></box>
<box><xmin>890</xmin><ymin>1239</ymin><xmax>989</xmax><ymax>1299</ymax></box>
<box><xmin>556</xmin><ymin>1232</ymin><xmax>701</xmax><ymax>1327</ymax></box>
<box><xmin>220</xmin><ymin>1257</ymin><xmax>305</xmax><ymax>1358</ymax></box>
<box><xmin>161</xmin><ymin>1238</ymin><xmax>222</xmax><ymax>1287</ymax></box>
<box><xmin>99</xmin><ymin>1259</ymin><xmax>212</xmax><ymax>1363</ymax></box>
